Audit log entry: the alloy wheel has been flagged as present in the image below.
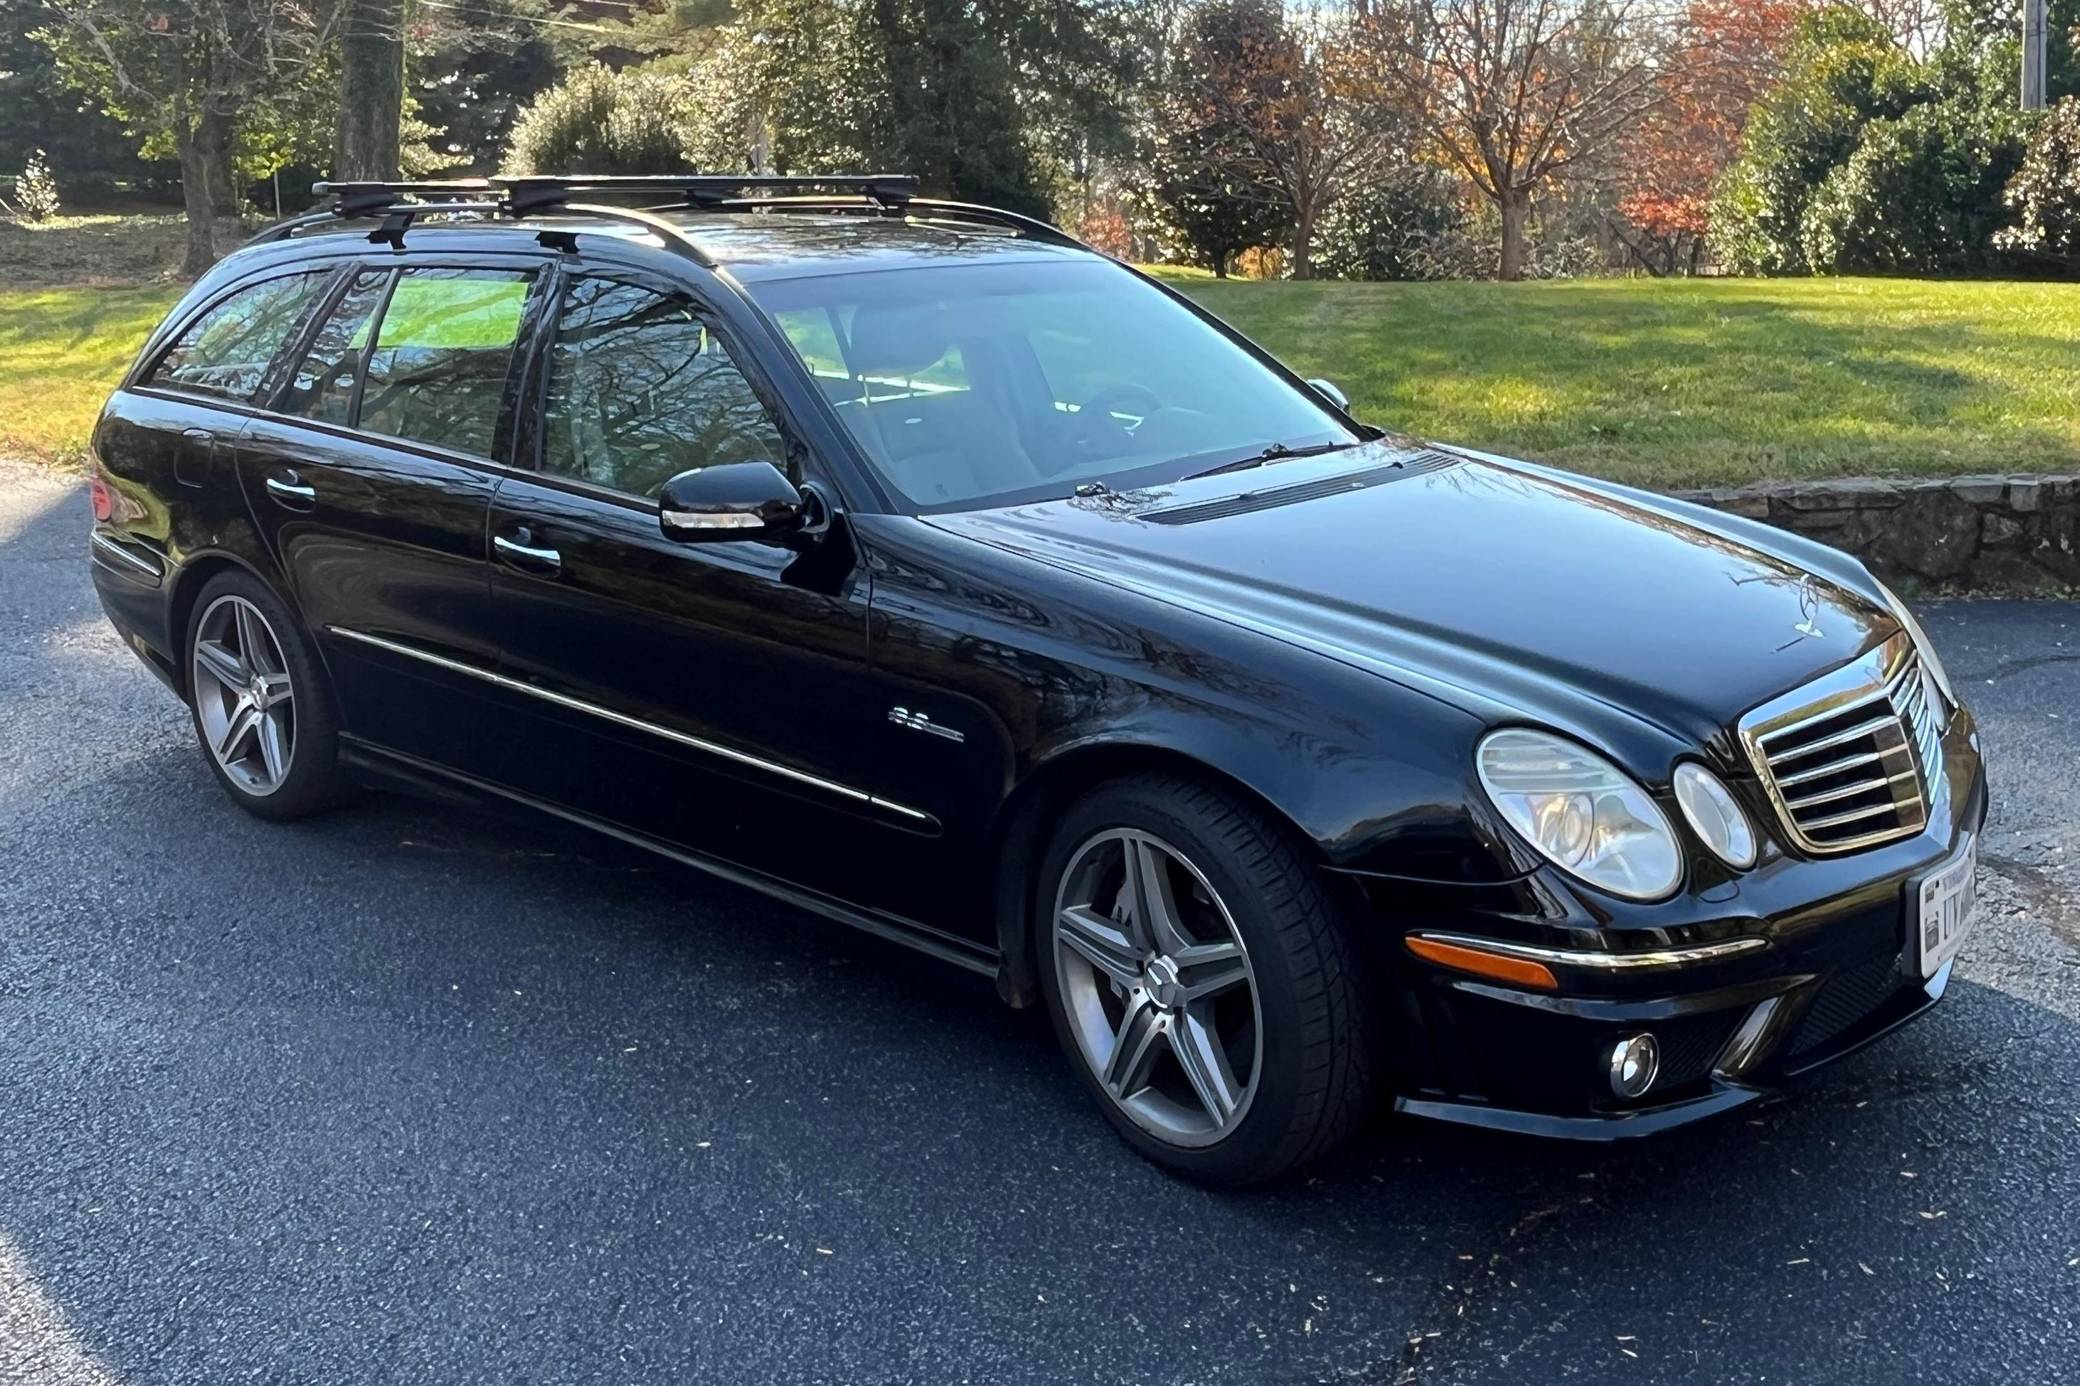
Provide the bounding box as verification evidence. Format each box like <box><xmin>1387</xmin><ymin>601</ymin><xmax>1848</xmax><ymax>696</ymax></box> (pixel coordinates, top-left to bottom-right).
<box><xmin>1051</xmin><ymin>828</ymin><xmax>1262</xmax><ymax>1148</ymax></box>
<box><xmin>190</xmin><ymin>594</ymin><xmax>296</xmax><ymax>797</ymax></box>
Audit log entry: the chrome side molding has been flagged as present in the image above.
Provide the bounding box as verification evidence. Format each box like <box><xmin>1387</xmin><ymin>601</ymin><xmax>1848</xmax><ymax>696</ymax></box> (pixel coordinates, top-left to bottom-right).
<box><xmin>327</xmin><ymin>626</ymin><xmax>935</xmax><ymax>825</ymax></box>
<box><xmin>89</xmin><ymin>531</ymin><xmax>163</xmax><ymax>580</ymax></box>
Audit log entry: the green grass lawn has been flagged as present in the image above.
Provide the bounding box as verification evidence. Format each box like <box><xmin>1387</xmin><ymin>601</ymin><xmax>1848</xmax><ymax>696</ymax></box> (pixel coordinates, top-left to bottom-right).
<box><xmin>0</xmin><ymin>284</ymin><xmax>178</xmax><ymax>467</ymax></box>
<box><xmin>3</xmin><ymin>270</ymin><xmax>2078</xmax><ymax>489</ymax></box>
<box><xmin>1158</xmin><ymin>272</ymin><xmax>2080</xmax><ymax>489</ymax></box>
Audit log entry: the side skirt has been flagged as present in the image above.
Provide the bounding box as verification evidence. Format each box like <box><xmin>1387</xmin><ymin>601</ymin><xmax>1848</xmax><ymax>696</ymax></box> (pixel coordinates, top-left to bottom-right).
<box><xmin>339</xmin><ymin>735</ymin><xmax>1001</xmax><ymax>980</ymax></box>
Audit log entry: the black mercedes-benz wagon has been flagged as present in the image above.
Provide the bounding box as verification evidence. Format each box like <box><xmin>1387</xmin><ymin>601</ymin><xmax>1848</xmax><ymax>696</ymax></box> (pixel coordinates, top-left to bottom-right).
<box><xmin>89</xmin><ymin>175</ymin><xmax>1986</xmax><ymax>1184</ymax></box>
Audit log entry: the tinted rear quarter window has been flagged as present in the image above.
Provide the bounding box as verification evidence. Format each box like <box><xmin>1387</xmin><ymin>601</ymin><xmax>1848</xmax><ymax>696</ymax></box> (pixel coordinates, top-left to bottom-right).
<box><xmin>359</xmin><ymin>269</ymin><xmax>531</xmax><ymax>458</ymax></box>
<box><xmin>146</xmin><ymin>272</ymin><xmax>328</xmax><ymax>402</ymax></box>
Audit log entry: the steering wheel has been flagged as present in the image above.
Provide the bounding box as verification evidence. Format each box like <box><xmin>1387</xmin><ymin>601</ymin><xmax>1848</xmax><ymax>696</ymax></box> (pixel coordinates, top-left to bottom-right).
<box><xmin>1064</xmin><ymin>383</ymin><xmax>1163</xmax><ymax>459</ymax></box>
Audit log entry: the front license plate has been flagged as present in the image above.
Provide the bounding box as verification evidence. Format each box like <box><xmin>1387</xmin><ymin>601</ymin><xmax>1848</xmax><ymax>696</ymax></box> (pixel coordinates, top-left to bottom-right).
<box><xmin>1915</xmin><ymin>839</ymin><xmax>1978</xmax><ymax>979</ymax></box>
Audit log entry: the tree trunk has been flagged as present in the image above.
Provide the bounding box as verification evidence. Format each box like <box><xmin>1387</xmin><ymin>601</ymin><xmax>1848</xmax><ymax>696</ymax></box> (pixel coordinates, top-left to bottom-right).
<box><xmin>335</xmin><ymin>0</ymin><xmax>405</xmax><ymax>181</ymax></box>
<box><xmin>747</xmin><ymin>107</ymin><xmax>773</xmax><ymax>175</ymax></box>
<box><xmin>1290</xmin><ymin>202</ymin><xmax>1316</xmax><ymax>281</ymax></box>
<box><xmin>176</xmin><ymin>121</ymin><xmax>218</xmax><ymax>277</ymax></box>
<box><xmin>1498</xmin><ymin>187</ymin><xmax>1529</xmax><ymax>281</ymax></box>
<box><xmin>200</xmin><ymin>102</ymin><xmax>239</xmax><ymax>217</ymax></box>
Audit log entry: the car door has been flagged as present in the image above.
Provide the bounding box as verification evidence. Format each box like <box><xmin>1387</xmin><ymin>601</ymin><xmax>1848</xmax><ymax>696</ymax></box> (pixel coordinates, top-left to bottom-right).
<box><xmin>239</xmin><ymin>256</ymin><xmax>551</xmax><ymax>775</ymax></box>
<box><xmin>479</xmin><ymin>264</ymin><xmax>953</xmax><ymax>925</ymax></box>
<box><xmin>96</xmin><ymin>267</ymin><xmax>339</xmax><ymax>583</ymax></box>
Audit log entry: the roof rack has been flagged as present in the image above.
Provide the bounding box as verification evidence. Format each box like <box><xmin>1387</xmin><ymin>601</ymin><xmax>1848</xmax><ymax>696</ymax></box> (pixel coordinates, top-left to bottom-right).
<box><xmin>501</xmin><ymin>174</ymin><xmax>920</xmax><ymax>214</ymax></box>
<box><xmin>242</xmin><ymin>173</ymin><xmax>1087</xmax><ymax>262</ymax></box>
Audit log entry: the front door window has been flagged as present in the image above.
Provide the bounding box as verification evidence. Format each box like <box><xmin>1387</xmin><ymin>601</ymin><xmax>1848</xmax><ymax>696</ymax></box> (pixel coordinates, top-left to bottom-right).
<box><xmin>541</xmin><ymin>277</ymin><xmax>785</xmax><ymax>499</ymax></box>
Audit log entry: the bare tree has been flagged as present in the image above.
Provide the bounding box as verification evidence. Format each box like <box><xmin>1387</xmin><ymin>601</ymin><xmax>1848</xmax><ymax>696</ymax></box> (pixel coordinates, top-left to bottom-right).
<box><xmin>1856</xmin><ymin>0</ymin><xmax>1948</xmax><ymax>56</ymax></box>
<box><xmin>1182</xmin><ymin>3</ymin><xmax>1415</xmax><ymax>278</ymax></box>
<box><xmin>1361</xmin><ymin>0</ymin><xmax>1679</xmax><ymax>280</ymax></box>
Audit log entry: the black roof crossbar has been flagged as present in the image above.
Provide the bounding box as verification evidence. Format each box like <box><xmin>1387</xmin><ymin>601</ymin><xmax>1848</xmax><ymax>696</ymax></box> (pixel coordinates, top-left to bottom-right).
<box><xmin>255</xmin><ymin>177</ymin><xmax>726</xmax><ymax>266</ymax></box>
<box><xmin>501</xmin><ymin>174</ymin><xmax>920</xmax><ymax>215</ymax></box>
<box><xmin>320</xmin><ymin>179</ymin><xmax>500</xmax><ymax>219</ymax></box>
<box><xmin>242</xmin><ymin>173</ymin><xmax>1087</xmax><ymax>261</ymax></box>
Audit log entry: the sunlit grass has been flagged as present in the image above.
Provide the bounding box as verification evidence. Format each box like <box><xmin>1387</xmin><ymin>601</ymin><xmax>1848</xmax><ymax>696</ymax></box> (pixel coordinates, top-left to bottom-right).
<box><xmin>1155</xmin><ymin>272</ymin><xmax>2080</xmax><ymax>489</ymax></box>
<box><xmin>0</xmin><ymin>284</ymin><xmax>179</xmax><ymax>467</ymax></box>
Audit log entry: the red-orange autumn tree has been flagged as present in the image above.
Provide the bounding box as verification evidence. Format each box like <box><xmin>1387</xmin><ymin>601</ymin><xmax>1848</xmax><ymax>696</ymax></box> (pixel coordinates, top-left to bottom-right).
<box><xmin>1615</xmin><ymin>0</ymin><xmax>1807</xmax><ymax>273</ymax></box>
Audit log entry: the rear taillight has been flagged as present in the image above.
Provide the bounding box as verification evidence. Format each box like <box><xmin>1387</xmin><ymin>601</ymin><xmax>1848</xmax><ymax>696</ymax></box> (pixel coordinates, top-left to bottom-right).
<box><xmin>88</xmin><ymin>473</ymin><xmax>113</xmax><ymax>523</ymax></box>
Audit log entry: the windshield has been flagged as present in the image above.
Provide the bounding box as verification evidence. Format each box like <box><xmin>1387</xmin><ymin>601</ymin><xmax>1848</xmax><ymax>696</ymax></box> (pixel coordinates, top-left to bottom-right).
<box><xmin>744</xmin><ymin>259</ymin><xmax>1359</xmax><ymax>513</ymax></box>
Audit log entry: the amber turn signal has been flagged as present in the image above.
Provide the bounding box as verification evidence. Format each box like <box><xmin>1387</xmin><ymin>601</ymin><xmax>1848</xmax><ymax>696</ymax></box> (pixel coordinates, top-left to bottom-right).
<box><xmin>1405</xmin><ymin>936</ymin><xmax>1559</xmax><ymax>991</ymax></box>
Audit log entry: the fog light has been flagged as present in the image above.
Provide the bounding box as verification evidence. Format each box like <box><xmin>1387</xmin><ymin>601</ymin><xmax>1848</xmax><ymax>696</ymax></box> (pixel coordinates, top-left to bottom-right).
<box><xmin>1608</xmin><ymin>1033</ymin><xmax>1660</xmax><ymax>1099</ymax></box>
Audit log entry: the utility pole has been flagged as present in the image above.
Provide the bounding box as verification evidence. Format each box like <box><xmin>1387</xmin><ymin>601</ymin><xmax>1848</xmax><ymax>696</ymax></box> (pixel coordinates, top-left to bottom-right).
<box><xmin>2023</xmin><ymin>0</ymin><xmax>2049</xmax><ymax>111</ymax></box>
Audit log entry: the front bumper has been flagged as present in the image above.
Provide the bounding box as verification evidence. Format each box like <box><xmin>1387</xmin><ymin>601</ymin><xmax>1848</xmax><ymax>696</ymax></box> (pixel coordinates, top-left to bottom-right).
<box><xmin>1377</xmin><ymin>718</ymin><xmax>1988</xmax><ymax>1140</ymax></box>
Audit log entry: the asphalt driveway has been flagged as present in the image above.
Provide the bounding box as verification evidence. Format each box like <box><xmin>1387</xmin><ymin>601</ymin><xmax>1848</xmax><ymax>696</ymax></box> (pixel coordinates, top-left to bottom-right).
<box><xmin>3</xmin><ymin>460</ymin><xmax>2076</xmax><ymax>1385</ymax></box>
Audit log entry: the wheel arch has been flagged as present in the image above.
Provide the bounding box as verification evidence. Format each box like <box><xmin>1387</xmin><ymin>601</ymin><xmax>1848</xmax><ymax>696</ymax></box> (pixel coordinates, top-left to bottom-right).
<box><xmin>165</xmin><ymin>550</ymin><xmax>303</xmax><ymax>700</ymax></box>
<box><xmin>987</xmin><ymin>740</ymin><xmax>1324</xmax><ymax>1009</ymax></box>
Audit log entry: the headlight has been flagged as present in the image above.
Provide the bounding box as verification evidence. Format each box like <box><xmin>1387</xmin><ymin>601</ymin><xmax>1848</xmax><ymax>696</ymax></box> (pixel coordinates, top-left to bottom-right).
<box><xmin>1876</xmin><ymin>579</ymin><xmax>1956</xmax><ymax>710</ymax></box>
<box><xmin>1672</xmin><ymin>762</ymin><xmax>1756</xmax><ymax>869</ymax></box>
<box><xmin>1476</xmin><ymin>730</ymin><xmax>1682</xmax><ymax>900</ymax></box>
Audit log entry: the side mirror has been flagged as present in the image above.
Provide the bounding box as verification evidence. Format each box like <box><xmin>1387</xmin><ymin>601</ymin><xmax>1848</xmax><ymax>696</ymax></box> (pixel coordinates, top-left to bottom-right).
<box><xmin>658</xmin><ymin>461</ymin><xmax>807</xmax><ymax>544</ymax></box>
<box><xmin>1307</xmin><ymin>378</ymin><xmax>1351</xmax><ymax>412</ymax></box>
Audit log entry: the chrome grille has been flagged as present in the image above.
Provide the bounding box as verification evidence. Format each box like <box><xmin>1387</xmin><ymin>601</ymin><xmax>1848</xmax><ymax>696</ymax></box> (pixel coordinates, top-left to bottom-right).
<box><xmin>1740</xmin><ymin>633</ymin><xmax>1947</xmax><ymax>855</ymax></box>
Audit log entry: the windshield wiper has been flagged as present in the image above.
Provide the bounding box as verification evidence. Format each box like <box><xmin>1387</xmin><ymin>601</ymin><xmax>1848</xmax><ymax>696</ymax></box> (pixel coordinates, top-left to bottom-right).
<box><xmin>1184</xmin><ymin>439</ymin><xmax>1361</xmax><ymax>482</ymax></box>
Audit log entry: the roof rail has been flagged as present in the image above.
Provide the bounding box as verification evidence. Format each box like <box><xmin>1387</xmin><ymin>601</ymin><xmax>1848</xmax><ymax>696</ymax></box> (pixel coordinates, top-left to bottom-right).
<box><xmin>908</xmin><ymin>198</ymin><xmax>1086</xmax><ymax>249</ymax></box>
<box><xmin>240</xmin><ymin>172</ymin><xmax>1087</xmax><ymax>261</ymax></box>
<box><xmin>697</xmin><ymin>195</ymin><xmax>1085</xmax><ymax>249</ymax></box>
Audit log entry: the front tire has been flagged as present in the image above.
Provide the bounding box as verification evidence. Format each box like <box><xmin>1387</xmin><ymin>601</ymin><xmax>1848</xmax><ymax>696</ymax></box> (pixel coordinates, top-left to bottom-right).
<box><xmin>183</xmin><ymin>570</ymin><xmax>345</xmax><ymax>821</ymax></box>
<box><xmin>1035</xmin><ymin>775</ymin><xmax>1376</xmax><ymax>1186</ymax></box>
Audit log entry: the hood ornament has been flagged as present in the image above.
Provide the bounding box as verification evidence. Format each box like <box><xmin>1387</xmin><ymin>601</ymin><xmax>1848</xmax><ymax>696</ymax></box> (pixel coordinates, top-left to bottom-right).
<box><xmin>1793</xmin><ymin>575</ymin><xmax>1825</xmax><ymax>640</ymax></box>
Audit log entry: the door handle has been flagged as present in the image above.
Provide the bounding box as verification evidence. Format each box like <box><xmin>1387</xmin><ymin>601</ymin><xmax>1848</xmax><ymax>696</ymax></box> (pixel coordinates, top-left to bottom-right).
<box><xmin>494</xmin><ymin>529</ymin><xmax>562</xmax><ymax>574</ymax></box>
<box><xmin>264</xmin><ymin>471</ymin><xmax>316</xmax><ymax>507</ymax></box>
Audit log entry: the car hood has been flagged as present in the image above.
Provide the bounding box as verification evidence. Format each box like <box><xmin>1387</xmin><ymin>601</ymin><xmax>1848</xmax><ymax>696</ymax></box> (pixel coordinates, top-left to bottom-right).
<box><xmin>925</xmin><ymin>445</ymin><xmax>1896</xmax><ymax>765</ymax></box>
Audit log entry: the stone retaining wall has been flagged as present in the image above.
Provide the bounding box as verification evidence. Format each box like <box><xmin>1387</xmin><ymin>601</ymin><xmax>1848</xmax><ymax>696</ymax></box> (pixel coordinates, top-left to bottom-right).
<box><xmin>1674</xmin><ymin>475</ymin><xmax>2080</xmax><ymax>593</ymax></box>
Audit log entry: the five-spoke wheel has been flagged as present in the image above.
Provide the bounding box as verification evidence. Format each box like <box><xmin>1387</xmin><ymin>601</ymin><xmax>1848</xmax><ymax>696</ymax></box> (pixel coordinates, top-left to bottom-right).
<box><xmin>182</xmin><ymin>570</ymin><xmax>345</xmax><ymax>820</ymax></box>
<box><xmin>1037</xmin><ymin>776</ymin><xmax>1376</xmax><ymax>1185</ymax></box>
<box><xmin>191</xmin><ymin>593</ymin><xmax>297</xmax><ymax>796</ymax></box>
<box><xmin>1053</xmin><ymin>828</ymin><xmax>1262</xmax><ymax>1147</ymax></box>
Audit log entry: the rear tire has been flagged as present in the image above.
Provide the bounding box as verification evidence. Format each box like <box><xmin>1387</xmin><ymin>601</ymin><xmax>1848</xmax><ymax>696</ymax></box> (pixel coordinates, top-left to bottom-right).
<box><xmin>1035</xmin><ymin>774</ymin><xmax>1376</xmax><ymax>1186</ymax></box>
<box><xmin>183</xmin><ymin>569</ymin><xmax>346</xmax><ymax>821</ymax></box>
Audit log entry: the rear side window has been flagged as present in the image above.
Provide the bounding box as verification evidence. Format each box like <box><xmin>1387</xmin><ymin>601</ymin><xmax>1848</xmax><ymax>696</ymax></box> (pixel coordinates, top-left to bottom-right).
<box><xmin>277</xmin><ymin>266</ymin><xmax>531</xmax><ymax>459</ymax></box>
<box><xmin>145</xmin><ymin>272</ymin><xmax>327</xmax><ymax>402</ymax></box>
<box><xmin>359</xmin><ymin>269</ymin><xmax>532</xmax><ymax>458</ymax></box>
<box><xmin>279</xmin><ymin>270</ymin><xmax>390</xmax><ymax>427</ymax></box>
